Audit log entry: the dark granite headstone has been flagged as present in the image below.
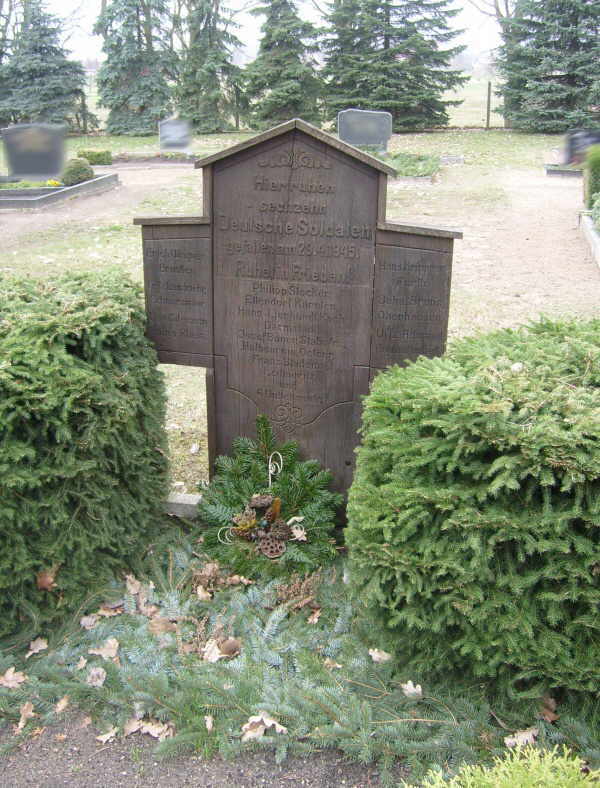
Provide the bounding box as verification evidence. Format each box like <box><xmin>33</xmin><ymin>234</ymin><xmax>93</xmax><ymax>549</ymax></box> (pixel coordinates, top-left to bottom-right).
<box><xmin>135</xmin><ymin>119</ymin><xmax>461</xmax><ymax>492</ymax></box>
<box><xmin>565</xmin><ymin>129</ymin><xmax>600</xmax><ymax>164</ymax></box>
<box><xmin>337</xmin><ymin>109</ymin><xmax>393</xmax><ymax>151</ymax></box>
<box><xmin>159</xmin><ymin>118</ymin><xmax>191</xmax><ymax>152</ymax></box>
<box><xmin>1</xmin><ymin>124</ymin><xmax>65</xmax><ymax>178</ymax></box>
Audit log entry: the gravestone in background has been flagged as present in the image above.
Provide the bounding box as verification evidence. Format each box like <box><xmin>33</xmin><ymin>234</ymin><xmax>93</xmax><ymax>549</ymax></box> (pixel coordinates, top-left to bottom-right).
<box><xmin>337</xmin><ymin>109</ymin><xmax>393</xmax><ymax>152</ymax></box>
<box><xmin>135</xmin><ymin>119</ymin><xmax>461</xmax><ymax>492</ymax></box>
<box><xmin>1</xmin><ymin>124</ymin><xmax>65</xmax><ymax>178</ymax></box>
<box><xmin>159</xmin><ymin>118</ymin><xmax>191</xmax><ymax>152</ymax></box>
<box><xmin>565</xmin><ymin>129</ymin><xmax>600</xmax><ymax>164</ymax></box>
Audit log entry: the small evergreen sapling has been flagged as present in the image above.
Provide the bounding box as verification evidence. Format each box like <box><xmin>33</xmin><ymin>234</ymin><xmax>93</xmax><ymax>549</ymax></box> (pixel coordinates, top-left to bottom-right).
<box><xmin>196</xmin><ymin>416</ymin><xmax>341</xmax><ymax>578</ymax></box>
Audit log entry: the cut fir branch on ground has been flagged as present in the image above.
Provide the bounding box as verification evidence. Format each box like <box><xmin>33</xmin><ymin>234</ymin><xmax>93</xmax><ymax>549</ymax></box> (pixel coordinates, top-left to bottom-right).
<box><xmin>0</xmin><ymin>526</ymin><xmax>598</xmax><ymax>785</ymax></box>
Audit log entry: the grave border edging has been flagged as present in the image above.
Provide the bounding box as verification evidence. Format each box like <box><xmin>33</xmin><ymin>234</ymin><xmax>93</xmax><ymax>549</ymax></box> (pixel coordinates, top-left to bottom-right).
<box><xmin>580</xmin><ymin>214</ymin><xmax>600</xmax><ymax>269</ymax></box>
<box><xmin>165</xmin><ymin>492</ymin><xmax>201</xmax><ymax>519</ymax></box>
<box><xmin>0</xmin><ymin>173</ymin><xmax>119</xmax><ymax>210</ymax></box>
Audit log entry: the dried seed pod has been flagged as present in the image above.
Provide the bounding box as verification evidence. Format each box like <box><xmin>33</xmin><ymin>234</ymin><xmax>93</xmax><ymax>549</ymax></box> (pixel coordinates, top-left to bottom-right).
<box><xmin>270</xmin><ymin>519</ymin><xmax>293</xmax><ymax>541</ymax></box>
<box><xmin>231</xmin><ymin>527</ymin><xmax>254</xmax><ymax>542</ymax></box>
<box><xmin>249</xmin><ymin>493</ymin><xmax>274</xmax><ymax>510</ymax></box>
<box><xmin>258</xmin><ymin>534</ymin><xmax>286</xmax><ymax>559</ymax></box>
<box><xmin>265</xmin><ymin>497</ymin><xmax>282</xmax><ymax>523</ymax></box>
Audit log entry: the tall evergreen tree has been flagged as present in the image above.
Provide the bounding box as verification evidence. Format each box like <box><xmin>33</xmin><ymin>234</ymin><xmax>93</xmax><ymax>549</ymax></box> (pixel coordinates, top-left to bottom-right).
<box><xmin>175</xmin><ymin>0</ymin><xmax>242</xmax><ymax>132</ymax></box>
<box><xmin>323</xmin><ymin>0</ymin><xmax>467</xmax><ymax>130</ymax></box>
<box><xmin>0</xmin><ymin>1</ymin><xmax>91</xmax><ymax>129</ymax></box>
<box><xmin>94</xmin><ymin>0</ymin><xmax>173</xmax><ymax>135</ymax></box>
<box><xmin>496</xmin><ymin>0</ymin><xmax>600</xmax><ymax>132</ymax></box>
<box><xmin>245</xmin><ymin>0</ymin><xmax>322</xmax><ymax>128</ymax></box>
<box><xmin>321</xmin><ymin>0</ymin><xmax>366</xmax><ymax>118</ymax></box>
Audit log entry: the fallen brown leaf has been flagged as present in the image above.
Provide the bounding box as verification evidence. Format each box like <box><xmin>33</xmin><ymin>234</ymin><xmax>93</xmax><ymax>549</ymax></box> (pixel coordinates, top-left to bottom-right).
<box><xmin>504</xmin><ymin>727</ymin><xmax>539</xmax><ymax>748</ymax></box>
<box><xmin>96</xmin><ymin>606</ymin><xmax>122</xmax><ymax>618</ymax></box>
<box><xmin>88</xmin><ymin>638</ymin><xmax>119</xmax><ymax>660</ymax></box>
<box><xmin>148</xmin><ymin>617</ymin><xmax>177</xmax><ymax>635</ymax></box>
<box><xmin>241</xmin><ymin>712</ymin><xmax>287</xmax><ymax>742</ymax></box>
<box><xmin>0</xmin><ymin>667</ymin><xmax>27</xmax><ymax>689</ymax></box>
<box><xmin>16</xmin><ymin>702</ymin><xmax>36</xmax><ymax>731</ymax></box>
<box><xmin>80</xmin><ymin>615</ymin><xmax>98</xmax><ymax>630</ymax></box>
<box><xmin>123</xmin><ymin>718</ymin><xmax>142</xmax><ymax>737</ymax></box>
<box><xmin>36</xmin><ymin>566</ymin><xmax>58</xmax><ymax>591</ymax></box>
<box><xmin>96</xmin><ymin>726</ymin><xmax>118</xmax><ymax>744</ymax></box>
<box><xmin>307</xmin><ymin>608</ymin><xmax>321</xmax><ymax>624</ymax></box>
<box><xmin>55</xmin><ymin>696</ymin><xmax>69</xmax><ymax>713</ymax></box>
<box><xmin>75</xmin><ymin>656</ymin><xmax>87</xmax><ymax>671</ymax></box>
<box><xmin>86</xmin><ymin>667</ymin><xmax>107</xmax><ymax>687</ymax></box>
<box><xmin>538</xmin><ymin>695</ymin><xmax>559</xmax><ymax>723</ymax></box>
<box><xmin>25</xmin><ymin>638</ymin><xmax>48</xmax><ymax>659</ymax></box>
<box><xmin>125</xmin><ymin>574</ymin><xmax>142</xmax><ymax>595</ymax></box>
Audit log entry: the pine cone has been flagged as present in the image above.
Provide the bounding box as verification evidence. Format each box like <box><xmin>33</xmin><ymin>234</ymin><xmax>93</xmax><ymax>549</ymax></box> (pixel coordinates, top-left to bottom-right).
<box><xmin>265</xmin><ymin>497</ymin><xmax>282</xmax><ymax>523</ymax></box>
<box><xmin>270</xmin><ymin>519</ymin><xmax>292</xmax><ymax>541</ymax></box>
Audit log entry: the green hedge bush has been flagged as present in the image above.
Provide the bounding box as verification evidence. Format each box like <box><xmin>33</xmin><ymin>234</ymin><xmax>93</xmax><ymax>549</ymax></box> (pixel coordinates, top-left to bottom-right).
<box><xmin>592</xmin><ymin>193</ymin><xmax>600</xmax><ymax>231</ymax></box>
<box><xmin>61</xmin><ymin>157</ymin><xmax>94</xmax><ymax>186</ymax></box>
<box><xmin>347</xmin><ymin>318</ymin><xmax>600</xmax><ymax>693</ymax></box>
<box><xmin>0</xmin><ymin>271</ymin><xmax>168</xmax><ymax>638</ymax></box>
<box><xmin>584</xmin><ymin>144</ymin><xmax>600</xmax><ymax>209</ymax></box>
<box><xmin>77</xmin><ymin>149</ymin><xmax>113</xmax><ymax>165</ymax></box>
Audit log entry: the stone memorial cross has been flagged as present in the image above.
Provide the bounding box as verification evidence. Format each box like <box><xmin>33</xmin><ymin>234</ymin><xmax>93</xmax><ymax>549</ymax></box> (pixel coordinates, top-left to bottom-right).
<box><xmin>135</xmin><ymin>119</ymin><xmax>461</xmax><ymax>492</ymax></box>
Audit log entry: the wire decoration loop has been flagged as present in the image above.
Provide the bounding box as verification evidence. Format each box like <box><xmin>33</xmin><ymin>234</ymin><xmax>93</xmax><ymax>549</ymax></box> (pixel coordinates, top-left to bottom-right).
<box><xmin>268</xmin><ymin>451</ymin><xmax>283</xmax><ymax>489</ymax></box>
<box><xmin>217</xmin><ymin>526</ymin><xmax>235</xmax><ymax>545</ymax></box>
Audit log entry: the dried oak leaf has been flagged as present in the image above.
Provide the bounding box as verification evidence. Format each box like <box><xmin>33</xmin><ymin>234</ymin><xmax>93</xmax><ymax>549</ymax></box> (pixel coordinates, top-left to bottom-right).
<box><xmin>17</xmin><ymin>701</ymin><xmax>36</xmax><ymax>731</ymax></box>
<box><xmin>125</xmin><ymin>574</ymin><xmax>141</xmax><ymax>596</ymax></box>
<box><xmin>96</xmin><ymin>605</ymin><xmax>122</xmax><ymax>618</ymax></box>
<box><xmin>80</xmin><ymin>615</ymin><xmax>98</xmax><ymax>630</ymax></box>
<box><xmin>368</xmin><ymin>648</ymin><xmax>392</xmax><ymax>664</ymax></box>
<box><xmin>75</xmin><ymin>656</ymin><xmax>87</xmax><ymax>671</ymax></box>
<box><xmin>123</xmin><ymin>718</ymin><xmax>142</xmax><ymax>737</ymax></box>
<box><xmin>55</xmin><ymin>696</ymin><xmax>69</xmax><ymax>714</ymax></box>
<box><xmin>96</xmin><ymin>726</ymin><xmax>118</xmax><ymax>744</ymax></box>
<box><xmin>538</xmin><ymin>695</ymin><xmax>559</xmax><ymax>723</ymax></box>
<box><xmin>25</xmin><ymin>637</ymin><xmax>48</xmax><ymax>659</ymax></box>
<box><xmin>324</xmin><ymin>658</ymin><xmax>342</xmax><ymax>670</ymax></box>
<box><xmin>241</xmin><ymin>712</ymin><xmax>287</xmax><ymax>742</ymax></box>
<box><xmin>88</xmin><ymin>638</ymin><xmax>119</xmax><ymax>661</ymax></box>
<box><xmin>140</xmin><ymin>719</ymin><xmax>173</xmax><ymax>740</ymax></box>
<box><xmin>504</xmin><ymin>727</ymin><xmax>539</xmax><ymax>748</ymax></box>
<box><xmin>86</xmin><ymin>667</ymin><xmax>107</xmax><ymax>688</ymax></box>
<box><xmin>196</xmin><ymin>585</ymin><xmax>212</xmax><ymax>601</ymax></box>
<box><xmin>204</xmin><ymin>715</ymin><xmax>214</xmax><ymax>732</ymax></box>
<box><xmin>148</xmin><ymin>617</ymin><xmax>177</xmax><ymax>636</ymax></box>
<box><xmin>0</xmin><ymin>667</ymin><xmax>27</xmax><ymax>689</ymax></box>
<box><xmin>400</xmin><ymin>680</ymin><xmax>423</xmax><ymax>699</ymax></box>
<box><xmin>307</xmin><ymin>608</ymin><xmax>321</xmax><ymax>624</ymax></box>
<box><xmin>36</xmin><ymin>566</ymin><xmax>58</xmax><ymax>592</ymax></box>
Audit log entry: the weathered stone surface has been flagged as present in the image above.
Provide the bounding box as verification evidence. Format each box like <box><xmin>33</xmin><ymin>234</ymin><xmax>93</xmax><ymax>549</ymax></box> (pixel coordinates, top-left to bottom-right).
<box><xmin>135</xmin><ymin>119</ymin><xmax>461</xmax><ymax>492</ymax></box>
<box><xmin>337</xmin><ymin>109</ymin><xmax>392</xmax><ymax>151</ymax></box>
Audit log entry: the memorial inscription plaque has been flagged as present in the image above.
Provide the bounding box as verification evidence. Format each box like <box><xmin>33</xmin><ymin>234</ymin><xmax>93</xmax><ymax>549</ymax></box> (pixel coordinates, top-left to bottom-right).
<box><xmin>135</xmin><ymin>119</ymin><xmax>461</xmax><ymax>492</ymax></box>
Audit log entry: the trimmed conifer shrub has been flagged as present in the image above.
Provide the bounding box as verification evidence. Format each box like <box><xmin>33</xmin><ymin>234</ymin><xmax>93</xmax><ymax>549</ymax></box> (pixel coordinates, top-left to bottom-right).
<box><xmin>585</xmin><ymin>144</ymin><xmax>600</xmax><ymax>209</ymax></box>
<box><xmin>0</xmin><ymin>271</ymin><xmax>168</xmax><ymax>638</ymax></box>
<box><xmin>61</xmin><ymin>157</ymin><xmax>94</xmax><ymax>186</ymax></box>
<box><xmin>77</xmin><ymin>149</ymin><xmax>112</xmax><ymax>165</ymax></box>
<box><xmin>347</xmin><ymin>318</ymin><xmax>600</xmax><ymax>694</ymax></box>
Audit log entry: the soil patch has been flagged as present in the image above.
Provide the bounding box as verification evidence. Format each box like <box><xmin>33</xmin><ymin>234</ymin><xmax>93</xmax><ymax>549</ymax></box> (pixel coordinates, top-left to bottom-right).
<box><xmin>0</xmin><ymin>715</ymin><xmax>405</xmax><ymax>787</ymax></box>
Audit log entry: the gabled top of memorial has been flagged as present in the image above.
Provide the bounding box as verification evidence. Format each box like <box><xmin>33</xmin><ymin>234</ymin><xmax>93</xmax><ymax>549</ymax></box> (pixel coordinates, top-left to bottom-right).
<box><xmin>194</xmin><ymin>118</ymin><xmax>397</xmax><ymax>176</ymax></box>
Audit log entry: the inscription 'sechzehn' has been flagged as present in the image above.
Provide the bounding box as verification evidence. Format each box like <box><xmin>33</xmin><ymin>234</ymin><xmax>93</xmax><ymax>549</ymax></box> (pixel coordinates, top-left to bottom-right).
<box><xmin>135</xmin><ymin>119</ymin><xmax>461</xmax><ymax>492</ymax></box>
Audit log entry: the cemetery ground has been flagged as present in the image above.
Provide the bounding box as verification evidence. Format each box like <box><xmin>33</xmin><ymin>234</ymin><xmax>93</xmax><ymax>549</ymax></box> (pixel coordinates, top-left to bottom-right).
<box><xmin>1</xmin><ymin>128</ymin><xmax>599</xmax><ymax>787</ymax></box>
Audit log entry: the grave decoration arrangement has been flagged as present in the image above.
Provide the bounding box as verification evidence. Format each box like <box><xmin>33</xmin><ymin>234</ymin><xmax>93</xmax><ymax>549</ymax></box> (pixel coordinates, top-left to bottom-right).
<box><xmin>196</xmin><ymin>416</ymin><xmax>342</xmax><ymax>578</ymax></box>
